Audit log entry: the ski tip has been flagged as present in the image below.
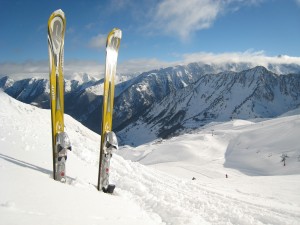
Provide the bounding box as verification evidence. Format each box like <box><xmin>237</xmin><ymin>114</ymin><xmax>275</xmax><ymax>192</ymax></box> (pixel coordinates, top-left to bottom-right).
<box><xmin>49</xmin><ymin>9</ymin><xmax>65</xmax><ymax>19</ymax></box>
<box><xmin>54</xmin><ymin>9</ymin><xmax>65</xmax><ymax>16</ymax></box>
<box><xmin>111</xmin><ymin>28</ymin><xmax>122</xmax><ymax>39</ymax></box>
<box><xmin>106</xmin><ymin>28</ymin><xmax>122</xmax><ymax>49</ymax></box>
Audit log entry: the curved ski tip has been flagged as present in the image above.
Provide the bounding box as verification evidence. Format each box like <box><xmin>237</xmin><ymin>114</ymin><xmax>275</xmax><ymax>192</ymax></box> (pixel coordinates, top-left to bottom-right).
<box><xmin>110</xmin><ymin>28</ymin><xmax>122</xmax><ymax>39</ymax></box>
<box><xmin>52</xmin><ymin>9</ymin><xmax>65</xmax><ymax>17</ymax></box>
<box><xmin>114</xmin><ymin>28</ymin><xmax>122</xmax><ymax>39</ymax></box>
<box><xmin>106</xmin><ymin>28</ymin><xmax>122</xmax><ymax>50</ymax></box>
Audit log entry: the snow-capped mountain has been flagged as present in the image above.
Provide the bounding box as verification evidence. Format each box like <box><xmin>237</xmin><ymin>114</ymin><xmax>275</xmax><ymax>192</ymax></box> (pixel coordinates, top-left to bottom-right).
<box><xmin>115</xmin><ymin>65</ymin><xmax>300</xmax><ymax>145</ymax></box>
<box><xmin>72</xmin><ymin>73</ymin><xmax>97</xmax><ymax>85</ymax></box>
<box><xmin>0</xmin><ymin>76</ymin><xmax>50</xmax><ymax>107</ymax></box>
<box><xmin>1</xmin><ymin>63</ymin><xmax>300</xmax><ymax>146</ymax></box>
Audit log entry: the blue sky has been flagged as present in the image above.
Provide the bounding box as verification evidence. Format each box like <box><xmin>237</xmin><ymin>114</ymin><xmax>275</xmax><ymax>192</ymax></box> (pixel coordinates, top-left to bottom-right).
<box><xmin>1</xmin><ymin>0</ymin><xmax>300</xmax><ymax>78</ymax></box>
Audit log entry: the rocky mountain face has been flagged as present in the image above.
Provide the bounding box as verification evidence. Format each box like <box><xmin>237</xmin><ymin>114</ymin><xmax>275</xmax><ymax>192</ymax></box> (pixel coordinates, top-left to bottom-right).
<box><xmin>1</xmin><ymin>63</ymin><xmax>300</xmax><ymax>146</ymax></box>
<box><xmin>0</xmin><ymin>76</ymin><xmax>52</xmax><ymax>108</ymax></box>
<box><xmin>114</xmin><ymin>66</ymin><xmax>300</xmax><ymax>145</ymax></box>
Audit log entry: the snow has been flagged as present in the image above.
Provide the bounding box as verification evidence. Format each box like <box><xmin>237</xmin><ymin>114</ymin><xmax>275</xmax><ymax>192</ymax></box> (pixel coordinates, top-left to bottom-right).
<box><xmin>0</xmin><ymin>91</ymin><xmax>155</xmax><ymax>225</ymax></box>
<box><xmin>72</xmin><ymin>73</ymin><xmax>97</xmax><ymax>85</ymax></box>
<box><xmin>1</xmin><ymin>90</ymin><xmax>300</xmax><ymax>225</ymax></box>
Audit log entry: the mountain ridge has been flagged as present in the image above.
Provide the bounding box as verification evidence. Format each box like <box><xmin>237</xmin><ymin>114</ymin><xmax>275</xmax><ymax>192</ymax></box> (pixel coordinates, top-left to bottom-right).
<box><xmin>1</xmin><ymin>63</ymin><xmax>300</xmax><ymax>146</ymax></box>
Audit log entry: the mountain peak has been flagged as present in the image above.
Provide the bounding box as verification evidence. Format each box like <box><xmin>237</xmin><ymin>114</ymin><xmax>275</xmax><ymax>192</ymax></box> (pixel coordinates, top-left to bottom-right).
<box><xmin>0</xmin><ymin>76</ymin><xmax>14</xmax><ymax>89</ymax></box>
<box><xmin>72</xmin><ymin>73</ymin><xmax>97</xmax><ymax>84</ymax></box>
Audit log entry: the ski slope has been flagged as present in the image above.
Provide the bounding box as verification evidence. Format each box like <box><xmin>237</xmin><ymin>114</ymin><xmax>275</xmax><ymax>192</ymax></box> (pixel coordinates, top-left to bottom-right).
<box><xmin>0</xmin><ymin>90</ymin><xmax>300</xmax><ymax>225</ymax></box>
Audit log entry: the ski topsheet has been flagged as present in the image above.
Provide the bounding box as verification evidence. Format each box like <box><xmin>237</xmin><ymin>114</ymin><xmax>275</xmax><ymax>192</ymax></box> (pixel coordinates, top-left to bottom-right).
<box><xmin>97</xmin><ymin>28</ymin><xmax>122</xmax><ymax>192</ymax></box>
<box><xmin>48</xmin><ymin>9</ymin><xmax>71</xmax><ymax>182</ymax></box>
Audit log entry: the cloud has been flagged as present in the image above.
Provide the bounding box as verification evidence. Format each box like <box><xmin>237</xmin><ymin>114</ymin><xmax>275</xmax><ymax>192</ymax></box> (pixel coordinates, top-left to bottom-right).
<box><xmin>0</xmin><ymin>61</ymin><xmax>48</xmax><ymax>80</ymax></box>
<box><xmin>0</xmin><ymin>56</ymin><xmax>170</xmax><ymax>80</ymax></box>
<box><xmin>0</xmin><ymin>58</ymin><xmax>168</xmax><ymax>80</ymax></box>
<box><xmin>66</xmin><ymin>27</ymin><xmax>75</xmax><ymax>34</ymax></box>
<box><xmin>85</xmin><ymin>23</ymin><xmax>96</xmax><ymax>30</ymax></box>
<box><xmin>88</xmin><ymin>34</ymin><xmax>107</xmax><ymax>49</ymax></box>
<box><xmin>148</xmin><ymin>0</ymin><xmax>266</xmax><ymax>40</ymax></box>
<box><xmin>1</xmin><ymin>51</ymin><xmax>300</xmax><ymax>80</ymax></box>
<box><xmin>120</xmin><ymin>51</ymin><xmax>300</xmax><ymax>75</ymax></box>
<box><xmin>118</xmin><ymin>58</ymin><xmax>173</xmax><ymax>75</ymax></box>
<box><xmin>180</xmin><ymin>50</ymin><xmax>300</xmax><ymax>66</ymax></box>
<box><xmin>64</xmin><ymin>60</ymin><xmax>104</xmax><ymax>79</ymax></box>
<box><xmin>149</xmin><ymin>0</ymin><xmax>220</xmax><ymax>40</ymax></box>
<box><xmin>0</xmin><ymin>60</ymin><xmax>104</xmax><ymax>80</ymax></box>
<box><xmin>108</xmin><ymin>0</ymin><xmax>133</xmax><ymax>10</ymax></box>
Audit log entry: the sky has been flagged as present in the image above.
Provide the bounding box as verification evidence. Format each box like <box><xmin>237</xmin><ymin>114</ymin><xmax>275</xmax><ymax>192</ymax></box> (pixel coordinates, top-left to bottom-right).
<box><xmin>0</xmin><ymin>0</ymin><xmax>300</xmax><ymax>79</ymax></box>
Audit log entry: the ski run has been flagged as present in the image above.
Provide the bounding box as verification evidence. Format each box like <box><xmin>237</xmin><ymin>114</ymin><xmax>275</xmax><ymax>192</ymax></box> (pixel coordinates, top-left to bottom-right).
<box><xmin>0</xmin><ymin>91</ymin><xmax>299</xmax><ymax>225</ymax></box>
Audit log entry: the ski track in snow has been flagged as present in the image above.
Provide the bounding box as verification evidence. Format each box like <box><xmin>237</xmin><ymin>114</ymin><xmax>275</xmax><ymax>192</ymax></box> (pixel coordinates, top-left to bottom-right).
<box><xmin>111</xmin><ymin>156</ymin><xmax>300</xmax><ymax>225</ymax></box>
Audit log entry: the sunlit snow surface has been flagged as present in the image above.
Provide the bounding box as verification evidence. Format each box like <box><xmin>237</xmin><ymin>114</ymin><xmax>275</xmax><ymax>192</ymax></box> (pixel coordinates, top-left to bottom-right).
<box><xmin>0</xmin><ymin>90</ymin><xmax>299</xmax><ymax>225</ymax></box>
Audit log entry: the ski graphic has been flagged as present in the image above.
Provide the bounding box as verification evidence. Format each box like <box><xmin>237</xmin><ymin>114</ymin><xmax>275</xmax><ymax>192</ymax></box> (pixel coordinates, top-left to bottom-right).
<box><xmin>48</xmin><ymin>9</ymin><xmax>71</xmax><ymax>182</ymax></box>
<box><xmin>97</xmin><ymin>28</ymin><xmax>122</xmax><ymax>193</ymax></box>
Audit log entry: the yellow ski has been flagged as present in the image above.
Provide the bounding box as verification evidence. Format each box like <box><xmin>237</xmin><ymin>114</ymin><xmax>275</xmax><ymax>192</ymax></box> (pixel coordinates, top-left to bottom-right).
<box><xmin>97</xmin><ymin>28</ymin><xmax>122</xmax><ymax>192</ymax></box>
<box><xmin>48</xmin><ymin>9</ymin><xmax>71</xmax><ymax>182</ymax></box>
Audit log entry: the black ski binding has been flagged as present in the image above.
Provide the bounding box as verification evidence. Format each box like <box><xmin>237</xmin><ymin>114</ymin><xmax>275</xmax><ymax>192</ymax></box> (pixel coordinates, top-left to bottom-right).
<box><xmin>102</xmin><ymin>184</ymin><xmax>116</xmax><ymax>194</ymax></box>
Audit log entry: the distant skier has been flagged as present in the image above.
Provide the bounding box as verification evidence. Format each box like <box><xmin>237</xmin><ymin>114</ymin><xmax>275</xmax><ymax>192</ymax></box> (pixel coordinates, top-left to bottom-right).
<box><xmin>192</xmin><ymin>177</ymin><xmax>196</xmax><ymax>180</ymax></box>
<box><xmin>226</xmin><ymin>174</ymin><xmax>228</xmax><ymax>178</ymax></box>
<box><xmin>281</xmin><ymin>153</ymin><xmax>288</xmax><ymax>166</ymax></box>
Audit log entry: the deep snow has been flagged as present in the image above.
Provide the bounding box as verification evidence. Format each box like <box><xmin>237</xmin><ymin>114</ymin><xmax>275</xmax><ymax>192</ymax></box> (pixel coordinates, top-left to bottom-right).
<box><xmin>0</xmin><ymin>90</ymin><xmax>299</xmax><ymax>225</ymax></box>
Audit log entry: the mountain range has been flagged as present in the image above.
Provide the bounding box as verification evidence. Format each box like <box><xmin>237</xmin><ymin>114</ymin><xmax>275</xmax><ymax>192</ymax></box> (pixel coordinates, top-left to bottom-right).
<box><xmin>1</xmin><ymin>62</ymin><xmax>300</xmax><ymax>146</ymax></box>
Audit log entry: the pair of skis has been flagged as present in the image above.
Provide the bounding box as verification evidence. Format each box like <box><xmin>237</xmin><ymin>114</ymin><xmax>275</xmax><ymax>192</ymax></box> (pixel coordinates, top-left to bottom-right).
<box><xmin>48</xmin><ymin>9</ymin><xmax>122</xmax><ymax>193</ymax></box>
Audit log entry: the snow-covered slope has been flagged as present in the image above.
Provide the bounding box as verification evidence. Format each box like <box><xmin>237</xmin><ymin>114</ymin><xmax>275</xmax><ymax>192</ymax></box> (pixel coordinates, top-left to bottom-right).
<box><xmin>1</xmin><ymin>90</ymin><xmax>300</xmax><ymax>225</ymax></box>
<box><xmin>117</xmin><ymin>114</ymin><xmax>300</xmax><ymax>224</ymax></box>
<box><xmin>119</xmin><ymin>116</ymin><xmax>300</xmax><ymax>177</ymax></box>
<box><xmin>225</xmin><ymin>116</ymin><xmax>300</xmax><ymax>175</ymax></box>
<box><xmin>0</xmin><ymin>91</ymin><xmax>156</xmax><ymax>225</ymax></box>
